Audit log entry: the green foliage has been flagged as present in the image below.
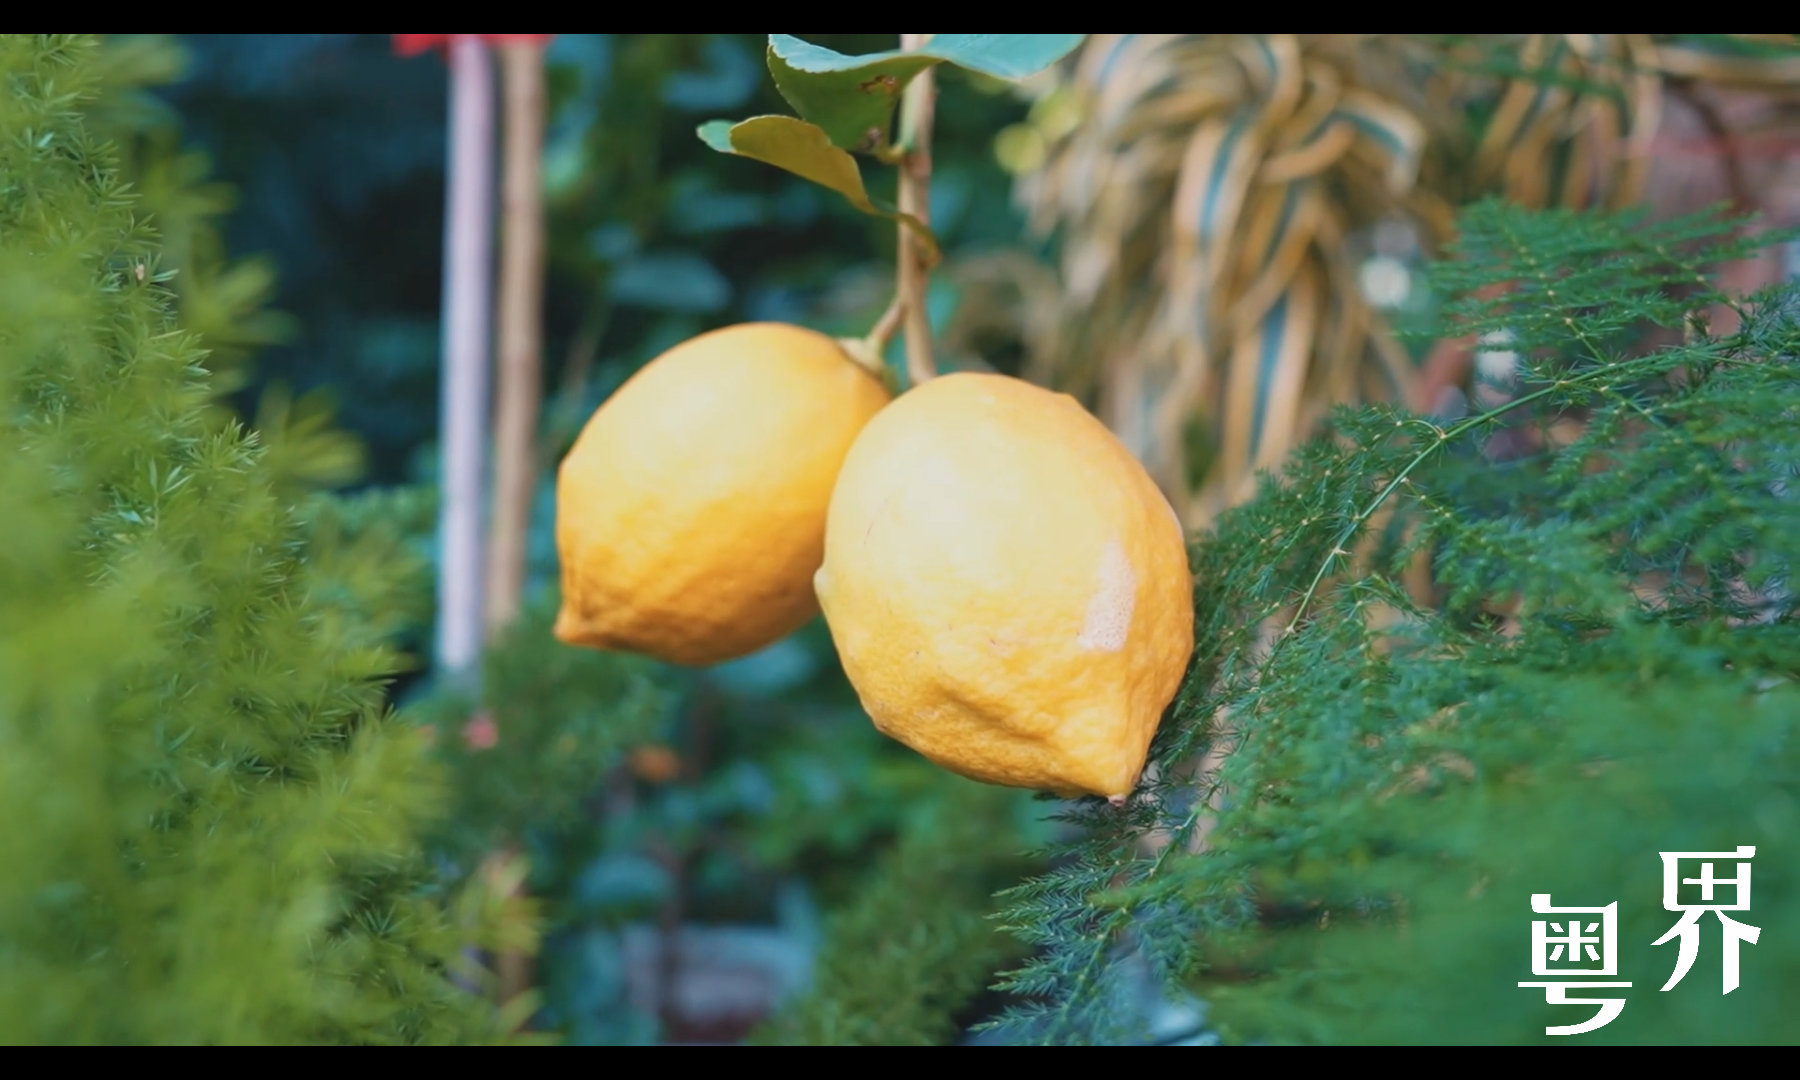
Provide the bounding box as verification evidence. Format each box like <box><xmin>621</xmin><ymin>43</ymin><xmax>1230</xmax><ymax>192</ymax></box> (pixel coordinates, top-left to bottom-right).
<box><xmin>413</xmin><ymin>600</ymin><xmax>672</xmax><ymax>868</ymax></box>
<box><xmin>750</xmin><ymin>780</ymin><xmax>1041</xmax><ymax>1045</ymax></box>
<box><xmin>111</xmin><ymin>34</ymin><xmax>1800</xmax><ymax>1044</ymax></box>
<box><xmin>292</xmin><ymin>485</ymin><xmax>438</xmax><ymax>666</ymax></box>
<box><xmin>87</xmin><ymin>35</ymin><xmax>295</xmax><ymax>385</ymax></box>
<box><xmin>697</xmin><ymin>115</ymin><xmax>931</xmax><ymax>248</ymax></box>
<box><xmin>412</xmin><ymin>613</ymin><xmax>1052</xmax><ymax>1044</ymax></box>
<box><xmin>986</xmin><ymin>200</ymin><xmax>1800</xmax><ymax>1044</ymax></box>
<box><xmin>696</xmin><ymin>34</ymin><xmax>1082</xmax><ymax>250</ymax></box>
<box><xmin>108</xmin><ymin>32</ymin><xmax>1057</xmax><ymax>1045</ymax></box>
<box><xmin>0</xmin><ymin>34</ymin><xmax>494</xmax><ymax>1044</ymax></box>
<box><xmin>86</xmin><ymin>35</ymin><xmax>366</xmax><ymax>494</ymax></box>
<box><xmin>764</xmin><ymin>33</ymin><xmax>1084</xmax><ymax>152</ymax></box>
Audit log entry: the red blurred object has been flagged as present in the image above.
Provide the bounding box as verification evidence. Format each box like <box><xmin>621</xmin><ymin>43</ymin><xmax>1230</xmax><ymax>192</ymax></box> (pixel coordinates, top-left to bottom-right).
<box><xmin>392</xmin><ymin>33</ymin><xmax>446</xmax><ymax>56</ymax></box>
<box><xmin>461</xmin><ymin>712</ymin><xmax>500</xmax><ymax>751</ymax></box>
<box><xmin>392</xmin><ymin>34</ymin><xmax>554</xmax><ymax>56</ymax></box>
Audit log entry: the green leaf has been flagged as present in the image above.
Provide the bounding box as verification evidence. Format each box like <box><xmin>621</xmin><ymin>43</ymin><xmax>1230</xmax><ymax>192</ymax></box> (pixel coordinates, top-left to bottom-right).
<box><xmin>695</xmin><ymin>119</ymin><xmax>737</xmax><ymax>154</ymax></box>
<box><xmin>766</xmin><ymin>44</ymin><xmax>936</xmax><ymax>152</ymax></box>
<box><xmin>917</xmin><ymin>34</ymin><xmax>1090</xmax><ymax>79</ymax></box>
<box><xmin>695</xmin><ymin>115</ymin><xmax>939</xmax><ymax>261</ymax></box>
<box><xmin>767</xmin><ymin>34</ymin><xmax>1086</xmax><ymax>152</ymax></box>
<box><xmin>699</xmin><ymin>115</ymin><xmax>876</xmax><ymax>209</ymax></box>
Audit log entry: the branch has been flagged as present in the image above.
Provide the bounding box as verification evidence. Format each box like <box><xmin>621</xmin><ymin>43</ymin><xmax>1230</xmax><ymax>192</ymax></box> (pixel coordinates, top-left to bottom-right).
<box><xmin>486</xmin><ymin>41</ymin><xmax>547</xmax><ymax>642</ymax></box>
<box><xmin>897</xmin><ymin>33</ymin><xmax>937</xmax><ymax>387</ymax></box>
<box><xmin>486</xmin><ymin>38</ymin><xmax>548</xmax><ymax>1023</ymax></box>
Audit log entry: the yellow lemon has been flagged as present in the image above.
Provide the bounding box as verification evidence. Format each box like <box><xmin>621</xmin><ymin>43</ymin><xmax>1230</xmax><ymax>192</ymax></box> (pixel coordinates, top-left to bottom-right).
<box><xmin>555</xmin><ymin>323</ymin><xmax>891</xmax><ymax>666</ymax></box>
<box><xmin>815</xmin><ymin>372</ymin><xmax>1193</xmax><ymax>801</ymax></box>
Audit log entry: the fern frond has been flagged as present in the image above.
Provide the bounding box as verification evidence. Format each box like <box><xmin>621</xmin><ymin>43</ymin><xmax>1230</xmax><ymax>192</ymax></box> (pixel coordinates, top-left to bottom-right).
<box><xmin>986</xmin><ymin>199</ymin><xmax>1800</xmax><ymax>1045</ymax></box>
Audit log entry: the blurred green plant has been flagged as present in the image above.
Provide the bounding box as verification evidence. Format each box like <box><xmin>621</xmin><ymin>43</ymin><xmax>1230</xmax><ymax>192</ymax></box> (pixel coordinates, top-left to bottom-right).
<box><xmin>90</xmin><ymin>34</ymin><xmax>367</xmax><ymax>493</ymax></box>
<box><xmin>402</xmin><ymin>588</ymin><xmax>1056</xmax><ymax>1042</ymax></box>
<box><xmin>749</xmin><ymin>779</ymin><xmax>1044</xmax><ymax>1046</ymax></box>
<box><xmin>0</xmin><ymin>33</ymin><xmax>511</xmax><ymax>1044</ymax></box>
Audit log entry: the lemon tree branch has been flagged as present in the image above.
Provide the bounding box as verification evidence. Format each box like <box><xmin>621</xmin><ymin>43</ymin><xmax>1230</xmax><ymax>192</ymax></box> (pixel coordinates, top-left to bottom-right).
<box><xmin>897</xmin><ymin>33</ymin><xmax>938</xmax><ymax>386</ymax></box>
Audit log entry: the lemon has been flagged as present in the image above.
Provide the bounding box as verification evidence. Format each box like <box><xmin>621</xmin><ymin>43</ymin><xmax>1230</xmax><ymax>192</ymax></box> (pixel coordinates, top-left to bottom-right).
<box><xmin>554</xmin><ymin>323</ymin><xmax>890</xmax><ymax>666</ymax></box>
<box><xmin>815</xmin><ymin>372</ymin><xmax>1194</xmax><ymax>801</ymax></box>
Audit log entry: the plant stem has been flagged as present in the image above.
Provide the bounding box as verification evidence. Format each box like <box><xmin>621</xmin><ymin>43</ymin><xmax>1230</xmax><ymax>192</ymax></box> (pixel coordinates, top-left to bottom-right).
<box><xmin>897</xmin><ymin>33</ymin><xmax>937</xmax><ymax>387</ymax></box>
<box><xmin>838</xmin><ymin>294</ymin><xmax>904</xmax><ymax>383</ymax></box>
<box><xmin>1285</xmin><ymin>351</ymin><xmax>1673</xmax><ymax>635</ymax></box>
<box><xmin>543</xmin><ymin>297</ymin><xmax>612</xmax><ymax>477</ymax></box>
<box><xmin>865</xmin><ymin>292</ymin><xmax>906</xmax><ymax>357</ymax></box>
<box><xmin>486</xmin><ymin>41</ymin><xmax>547</xmax><ymax>643</ymax></box>
<box><xmin>486</xmin><ymin>40</ymin><xmax>548</xmax><ymax>1022</ymax></box>
<box><xmin>435</xmin><ymin>35</ymin><xmax>494</xmax><ymax>685</ymax></box>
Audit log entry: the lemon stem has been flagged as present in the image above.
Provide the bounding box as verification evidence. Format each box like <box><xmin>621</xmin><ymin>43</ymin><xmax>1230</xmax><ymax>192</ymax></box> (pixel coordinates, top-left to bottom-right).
<box><xmin>863</xmin><ymin>292</ymin><xmax>906</xmax><ymax>356</ymax></box>
<box><xmin>838</xmin><ymin>296</ymin><xmax>901</xmax><ymax>385</ymax></box>
<box><xmin>896</xmin><ymin>33</ymin><xmax>937</xmax><ymax>386</ymax></box>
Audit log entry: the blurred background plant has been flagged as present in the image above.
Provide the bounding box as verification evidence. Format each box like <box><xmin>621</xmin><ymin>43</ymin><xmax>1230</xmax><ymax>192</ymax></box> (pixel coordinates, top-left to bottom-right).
<box><xmin>0</xmin><ymin>34</ymin><xmax>531</xmax><ymax>1045</ymax></box>
<box><xmin>71</xmin><ymin>32</ymin><xmax>1800</xmax><ymax>1045</ymax></box>
<box><xmin>1000</xmin><ymin>34</ymin><xmax>1800</xmax><ymax>526</ymax></box>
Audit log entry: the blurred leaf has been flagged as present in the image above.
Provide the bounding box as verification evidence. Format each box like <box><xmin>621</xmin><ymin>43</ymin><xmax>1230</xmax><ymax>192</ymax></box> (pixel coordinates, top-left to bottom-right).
<box><xmin>588</xmin><ymin>223</ymin><xmax>640</xmax><ymax>262</ymax></box>
<box><xmin>253</xmin><ymin>382</ymin><xmax>367</xmax><ymax>491</ymax></box>
<box><xmin>416</xmin><ymin>596</ymin><xmax>672</xmax><ymax>865</ymax></box>
<box><xmin>666</xmin><ymin>174</ymin><xmax>770</xmax><ymax>234</ymax></box>
<box><xmin>608</xmin><ymin>251</ymin><xmax>732</xmax><ymax>313</ymax></box>
<box><xmin>88</xmin><ymin>34</ymin><xmax>188</xmax><ymax>131</ymax></box>
<box><xmin>573</xmin><ymin>854</ymin><xmax>673</xmax><ymax>915</ymax></box>
<box><xmin>664</xmin><ymin>36</ymin><xmax>760</xmax><ymax>112</ymax></box>
<box><xmin>697</xmin><ymin>115</ymin><xmax>939</xmax><ymax>260</ymax></box>
<box><xmin>710</xmin><ymin>637</ymin><xmax>818</xmax><ymax>698</ymax></box>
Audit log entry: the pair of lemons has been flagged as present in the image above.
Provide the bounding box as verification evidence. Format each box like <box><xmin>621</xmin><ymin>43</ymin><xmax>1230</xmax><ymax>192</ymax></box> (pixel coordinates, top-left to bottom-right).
<box><xmin>554</xmin><ymin>324</ymin><xmax>1192</xmax><ymax>802</ymax></box>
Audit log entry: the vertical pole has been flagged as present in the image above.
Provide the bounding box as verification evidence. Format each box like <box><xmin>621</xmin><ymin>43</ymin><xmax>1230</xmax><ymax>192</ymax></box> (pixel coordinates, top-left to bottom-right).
<box><xmin>485</xmin><ymin>42</ymin><xmax>547</xmax><ymax>644</ymax></box>
<box><xmin>486</xmin><ymin>39</ymin><xmax>549</xmax><ymax>1017</ymax></box>
<box><xmin>435</xmin><ymin>34</ymin><xmax>495</xmax><ymax>683</ymax></box>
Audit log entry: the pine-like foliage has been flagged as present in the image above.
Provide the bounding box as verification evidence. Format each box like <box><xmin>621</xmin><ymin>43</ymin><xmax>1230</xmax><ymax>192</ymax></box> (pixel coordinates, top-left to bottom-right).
<box><xmin>750</xmin><ymin>779</ymin><xmax>1040</xmax><ymax>1045</ymax></box>
<box><xmin>84</xmin><ymin>34</ymin><xmax>366</xmax><ymax>493</ymax></box>
<box><xmin>988</xmin><ymin>199</ymin><xmax>1800</xmax><ymax>1044</ymax></box>
<box><xmin>0</xmin><ymin>35</ymin><xmax>498</xmax><ymax>1044</ymax></box>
